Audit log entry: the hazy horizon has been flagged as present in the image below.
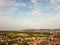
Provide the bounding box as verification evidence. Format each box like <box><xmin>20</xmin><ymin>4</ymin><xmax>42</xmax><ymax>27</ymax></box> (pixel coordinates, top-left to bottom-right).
<box><xmin>0</xmin><ymin>0</ymin><xmax>60</xmax><ymax>30</ymax></box>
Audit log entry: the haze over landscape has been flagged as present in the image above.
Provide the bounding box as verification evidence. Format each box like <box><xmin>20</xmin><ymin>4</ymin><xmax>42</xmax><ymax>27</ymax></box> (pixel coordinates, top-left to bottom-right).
<box><xmin>0</xmin><ymin>0</ymin><xmax>60</xmax><ymax>30</ymax></box>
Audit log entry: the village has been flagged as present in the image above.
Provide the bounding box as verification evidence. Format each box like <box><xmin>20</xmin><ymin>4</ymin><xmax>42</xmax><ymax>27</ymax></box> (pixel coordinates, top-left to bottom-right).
<box><xmin>0</xmin><ymin>31</ymin><xmax>60</xmax><ymax>45</ymax></box>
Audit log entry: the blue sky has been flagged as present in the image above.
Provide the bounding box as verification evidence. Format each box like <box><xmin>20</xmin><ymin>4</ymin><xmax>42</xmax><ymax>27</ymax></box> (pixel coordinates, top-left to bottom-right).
<box><xmin>0</xmin><ymin>0</ymin><xmax>60</xmax><ymax>30</ymax></box>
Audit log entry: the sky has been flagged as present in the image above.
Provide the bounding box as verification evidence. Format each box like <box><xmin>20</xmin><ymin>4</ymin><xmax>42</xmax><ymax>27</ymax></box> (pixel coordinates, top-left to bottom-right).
<box><xmin>0</xmin><ymin>0</ymin><xmax>60</xmax><ymax>30</ymax></box>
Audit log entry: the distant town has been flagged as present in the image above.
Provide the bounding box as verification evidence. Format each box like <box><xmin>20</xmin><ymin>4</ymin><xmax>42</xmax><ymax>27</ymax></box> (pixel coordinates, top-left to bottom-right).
<box><xmin>0</xmin><ymin>29</ymin><xmax>60</xmax><ymax>45</ymax></box>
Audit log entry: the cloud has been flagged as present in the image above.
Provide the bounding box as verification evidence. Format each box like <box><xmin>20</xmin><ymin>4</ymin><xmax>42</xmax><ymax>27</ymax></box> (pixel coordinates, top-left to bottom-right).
<box><xmin>46</xmin><ymin>7</ymin><xmax>51</xmax><ymax>11</ymax></box>
<box><xmin>15</xmin><ymin>3</ymin><xmax>27</xmax><ymax>7</ymax></box>
<box><xmin>31</xmin><ymin>10</ymin><xmax>41</xmax><ymax>15</ymax></box>
<box><xmin>25</xmin><ymin>13</ymin><xmax>60</xmax><ymax>29</ymax></box>
<box><xmin>0</xmin><ymin>0</ymin><xmax>6</xmax><ymax>7</ymax></box>
<box><xmin>46</xmin><ymin>14</ymin><xmax>60</xmax><ymax>29</ymax></box>
<box><xmin>55</xmin><ymin>5</ymin><xmax>60</xmax><ymax>10</ymax></box>
<box><xmin>50</xmin><ymin>0</ymin><xmax>60</xmax><ymax>5</ymax></box>
<box><xmin>31</xmin><ymin>0</ymin><xmax>37</xmax><ymax>3</ymax></box>
<box><xmin>0</xmin><ymin>12</ymin><xmax>60</xmax><ymax>30</ymax></box>
<box><xmin>0</xmin><ymin>15</ymin><xmax>24</xmax><ymax>30</ymax></box>
<box><xmin>33</xmin><ymin>13</ymin><xmax>60</xmax><ymax>29</ymax></box>
<box><xmin>50</xmin><ymin>0</ymin><xmax>60</xmax><ymax>11</ymax></box>
<box><xmin>0</xmin><ymin>0</ymin><xmax>27</xmax><ymax>16</ymax></box>
<box><xmin>31</xmin><ymin>0</ymin><xmax>40</xmax><ymax>10</ymax></box>
<box><xmin>0</xmin><ymin>0</ymin><xmax>27</xmax><ymax>8</ymax></box>
<box><xmin>0</xmin><ymin>7</ymin><xmax>17</xmax><ymax>16</ymax></box>
<box><xmin>0</xmin><ymin>0</ymin><xmax>60</xmax><ymax>30</ymax></box>
<box><xmin>25</xmin><ymin>10</ymin><xmax>41</xmax><ymax>16</ymax></box>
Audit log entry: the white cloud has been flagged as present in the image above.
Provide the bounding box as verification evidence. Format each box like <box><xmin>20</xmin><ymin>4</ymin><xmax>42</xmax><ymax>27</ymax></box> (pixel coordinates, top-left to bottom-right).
<box><xmin>16</xmin><ymin>3</ymin><xmax>27</xmax><ymax>7</ymax></box>
<box><xmin>45</xmin><ymin>13</ymin><xmax>60</xmax><ymax>28</ymax></box>
<box><xmin>0</xmin><ymin>0</ymin><xmax>60</xmax><ymax>30</ymax></box>
<box><xmin>46</xmin><ymin>7</ymin><xmax>51</xmax><ymax>11</ymax></box>
<box><xmin>31</xmin><ymin>0</ymin><xmax>40</xmax><ymax>10</ymax></box>
<box><xmin>23</xmin><ymin>13</ymin><xmax>60</xmax><ymax>29</ymax></box>
<box><xmin>0</xmin><ymin>12</ymin><xmax>60</xmax><ymax>30</ymax></box>
<box><xmin>26</xmin><ymin>10</ymin><xmax>41</xmax><ymax>16</ymax></box>
<box><xmin>50</xmin><ymin>0</ymin><xmax>60</xmax><ymax>5</ymax></box>
<box><xmin>31</xmin><ymin>10</ymin><xmax>41</xmax><ymax>15</ymax></box>
<box><xmin>0</xmin><ymin>0</ymin><xmax>6</xmax><ymax>7</ymax></box>
<box><xmin>0</xmin><ymin>15</ymin><xmax>24</xmax><ymax>30</ymax></box>
<box><xmin>31</xmin><ymin>0</ymin><xmax>37</xmax><ymax>3</ymax></box>
<box><xmin>0</xmin><ymin>7</ymin><xmax>17</xmax><ymax>16</ymax></box>
<box><xmin>55</xmin><ymin>5</ymin><xmax>60</xmax><ymax>10</ymax></box>
<box><xmin>0</xmin><ymin>0</ymin><xmax>27</xmax><ymax>8</ymax></box>
<box><xmin>50</xmin><ymin>0</ymin><xmax>60</xmax><ymax>11</ymax></box>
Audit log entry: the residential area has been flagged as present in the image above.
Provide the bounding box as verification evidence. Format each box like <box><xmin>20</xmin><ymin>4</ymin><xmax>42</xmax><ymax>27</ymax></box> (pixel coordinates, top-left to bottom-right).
<box><xmin>0</xmin><ymin>31</ymin><xmax>60</xmax><ymax>45</ymax></box>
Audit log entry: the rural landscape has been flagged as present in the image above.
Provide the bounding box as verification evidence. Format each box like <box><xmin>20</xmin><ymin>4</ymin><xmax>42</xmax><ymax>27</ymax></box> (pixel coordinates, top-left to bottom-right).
<box><xmin>0</xmin><ymin>29</ymin><xmax>60</xmax><ymax>45</ymax></box>
<box><xmin>0</xmin><ymin>0</ymin><xmax>60</xmax><ymax>45</ymax></box>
